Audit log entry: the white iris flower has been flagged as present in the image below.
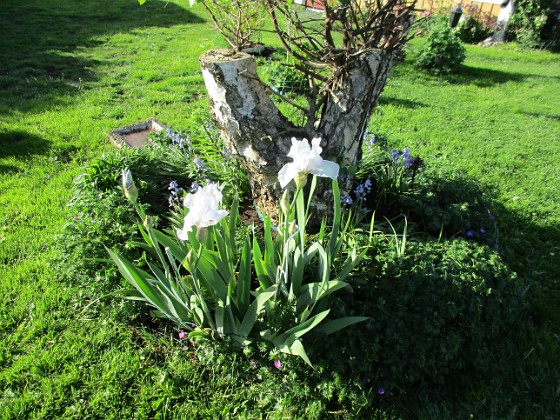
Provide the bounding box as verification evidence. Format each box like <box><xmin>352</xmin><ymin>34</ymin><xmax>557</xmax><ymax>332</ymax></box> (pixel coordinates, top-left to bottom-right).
<box><xmin>278</xmin><ymin>137</ymin><xmax>339</xmax><ymax>189</ymax></box>
<box><xmin>177</xmin><ymin>183</ymin><xmax>229</xmax><ymax>240</ymax></box>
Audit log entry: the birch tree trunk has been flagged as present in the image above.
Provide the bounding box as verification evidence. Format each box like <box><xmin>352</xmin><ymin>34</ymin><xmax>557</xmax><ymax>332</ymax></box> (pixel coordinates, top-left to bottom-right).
<box><xmin>200</xmin><ymin>48</ymin><xmax>399</xmax><ymax>216</ymax></box>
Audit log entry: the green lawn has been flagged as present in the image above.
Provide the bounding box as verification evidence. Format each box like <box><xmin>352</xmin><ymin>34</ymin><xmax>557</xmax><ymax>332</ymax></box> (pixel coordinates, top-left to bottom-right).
<box><xmin>1</xmin><ymin>0</ymin><xmax>559</xmax><ymax>417</ymax></box>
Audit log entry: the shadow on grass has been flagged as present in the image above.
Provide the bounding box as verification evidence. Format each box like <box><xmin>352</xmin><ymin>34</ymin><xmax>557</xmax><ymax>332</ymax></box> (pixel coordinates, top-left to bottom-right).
<box><xmin>303</xmin><ymin>173</ymin><xmax>560</xmax><ymax>417</ymax></box>
<box><xmin>520</xmin><ymin>111</ymin><xmax>560</xmax><ymax>122</ymax></box>
<box><xmin>0</xmin><ymin>0</ymin><xmax>204</xmax><ymax>113</ymax></box>
<box><xmin>0</xmin><ymin>165</ymin><xmax>23</xmax><ymax>175</ymax></box>
<box><xmin>445</xmin><ymin>65</ymin><xmax>528</xmax><ymax>87</ymax></box>
<box><xmin>0</xmin><ymin>131</ymin><xmax>52</xmax><ymax>160</ymax></box>
<box><xmin>377</xmin><ymin>96</ymin><xmax>427</xmax><ymax>109</ymax></box>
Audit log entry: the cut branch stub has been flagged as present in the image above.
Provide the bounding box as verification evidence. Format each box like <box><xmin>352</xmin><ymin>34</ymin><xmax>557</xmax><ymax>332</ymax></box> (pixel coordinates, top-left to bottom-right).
<box><xmin>200</xmin><ymin>49</ymin><xmax>298</xmax><ymax>211</ymax></box>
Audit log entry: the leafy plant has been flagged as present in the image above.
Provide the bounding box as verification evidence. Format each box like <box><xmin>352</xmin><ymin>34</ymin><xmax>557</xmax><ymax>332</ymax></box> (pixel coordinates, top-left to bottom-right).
<box><xmin>351</xmin><ymin>138</ymin><xmax>424</xmax><ymax>221</ymax></box>
<box><xmin>415</xmin><ymin>21</ymin><xmax>467</xmax><ymax>74</ymax></box>
<box><xmin>261</xmin><ymin>58</ymin><xmax>309</xmax><ymax>95</ymax></box>
<box><xmin>109</xmin><ymin>139</ymin><xmax>368</xmax><ymax>365</ymax></box>
<box><xmin>508</xmin><ymin>0</ymin><xmax>560</xmax><ymax>49</ymax></box>
<box><xmin>312</xmin><ymin>238</ymin><xmax>525</xmax><ymax>388</ymax></box>
<box><xmin>455</xmin><ymin>14</ymin><xmax>493</xmax><ymax>44</ymax></box>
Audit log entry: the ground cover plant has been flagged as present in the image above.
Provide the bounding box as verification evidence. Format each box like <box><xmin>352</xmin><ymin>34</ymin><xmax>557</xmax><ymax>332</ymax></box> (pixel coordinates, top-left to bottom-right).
<box><xmin>1</xmin><ymin>0</ymin><xmax>559</xmax><ymax>418</ymax></box>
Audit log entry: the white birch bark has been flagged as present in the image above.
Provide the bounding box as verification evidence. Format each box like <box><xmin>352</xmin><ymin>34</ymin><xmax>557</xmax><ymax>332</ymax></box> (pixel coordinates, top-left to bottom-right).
<box><xmin>200</xmin><ymin>48</ymin><xmax>398</xmax><ymax>216</ymax></box>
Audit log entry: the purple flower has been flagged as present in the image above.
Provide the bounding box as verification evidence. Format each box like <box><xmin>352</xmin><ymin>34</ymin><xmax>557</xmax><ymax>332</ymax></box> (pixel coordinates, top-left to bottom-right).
<box><xmin>190</xmin><ymin>182</ymin><xmax>199</xmax><ymax>193</ymax></box>
<box><xmin>364</xmin><ymin>178</ymin><xmax>372</xmax><ymax>192</ymax></box>
<box><xmin>403</xmin><ymin>156</ymin><xmax>414</xmax><ymax>169</ymax></box>
<box><xmin>401</xmin><ymin>148</ymin><xmax>414</xmax><ymax>169</ymax></box>
<box><xmin>193</xmin><ymin>157</ymin><xmax>207</xmax><ymax>171</ymax></box>
<box><xmin>168</xmin><ymin>180</ymin><xmax>182</xmax><ymax>193</ymax></box>
<box><xmin>174</xmin><ymin>134</ymin><xmax>184</xmax><ymax>148</ymax></box>
<box><xmin>273</xmin><ymin>360</ymin><xmax>282</xmax><ymax>369</ymax></box>
<box><xmin>402</xmin><ymin>148</ymin><xmax>411</xmax><ymax>159</ymax></box>
<box><xmin>377</xmin><ymin>387</ymin><xmax>385</xmax><ymax>395</ymax></box>
<box><xmin>178</xmin><ymin>330</ymin><xmax>186</xmax><ymax>339</ymax></box>
<box><xmin>480</xmin><ymin>228</ymin><xmax>487</xmax><ymax>234</ymax></box>
<box><xmin>365</xmin><ymin>133</ymin><xmax>376</xmax><ymax>151</ymax></box>
<box><xmin>250</xmin><ymin>361</ymin><xmax>258</xmax><ymax>369</ymax></box>
<box><xmin>466</xmin><ymin>230</ymin><xmax>474</xmax><ymax>238</ymax></box>
<box><xmin>354</xmin><ymin>178</ymin><xmax>372</xmax><ymax>201</ymax></box>
<box><xmin>168</xmin><ymin>181</ymin><xmax>183</xmax><ymax>207</ymax></box>
<box><xmin>341</xmin><ymin>195</ymin><xmax>353</xmax><ymax>206</ymax></box>
<box><xmin>165</xmin><ymin>126</ymin><xmax>191</xmax><ymax>150</ymax></box>
<box><xmin>391</xmin><ymin>149</ymin><xmax>400</xmax><ymax>164</ymax></box>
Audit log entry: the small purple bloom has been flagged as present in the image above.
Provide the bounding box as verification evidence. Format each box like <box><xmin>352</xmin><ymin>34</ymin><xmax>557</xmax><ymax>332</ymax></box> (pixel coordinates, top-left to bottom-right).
<box><xmin>174</xmin><ymin>134</ymin><xmax>184</xmax><ymax>148</ymax></box>
<box><xmin>250</xmin><ymin>361</ymin><xmax>258</xmax><ymax>369</ymax></box>
<box><xmin>178</xmin><ymin>330</ymin><xmax>186</xmax><ymax>339</ymax></box>
<box><xmin>364</xmin><ymin>178</ymin><xmax>372</xmax><ymax>192</ymax></box>
<box><xmin>377</xmin><ymin>387</ymin><xmax>385</xmax><ymax>395</ymax></box>
<box><xmin>466</xmin><ymin>230</ymin><xmax>474</xmax><ymax>238</ymax></box>
<box><xmin>391</xmin><ymin>149</ymin><xmax>400</xmax><ymax>164</ymax></box>
<box><xmin>401</xmin><ymin>148</ymin><xmax>414</xmax><ymax>169</ymax></box>
<box><xmin>193</xmin><ymin>157</ymin><xmax>207</xmax><ymax>171</ymax></box>
<box><xmin>168</xmin><ymin>180</ymin><xmax>182</xmax><ymax>193</ymax></box>
<box><xmin>190</xmin><ymin>182</ymin><xmax>199</xmax><ymax>193</ymax></box>
<box><xmin>168</xmin><ymin>181</ymin><xmax>183</xmax><ymax>207</ymax></box>
<box><xmin>480</xmin><ymin>228</ymin><xmax>487</xmax><ymax>234</ymax></box>
<box><xmin>402</xmin><ymin>148</ymin><xmax>411</xmax><ymax>159</ymax></box>
<box><xmin>341</xmin><ymin>195</ymin><xmax>353</xmax><ymax>206</ymax></box>
<box><xmin>273</xmin><ymin>360</ymin><xmax>282</xmax><ymax>370</ymax></box>
<box><xmin>365</xmin><ymin>133</ymin><xmax>376</xmax><ymax>151</ymax></box>
<box><xmin>354</xmin><ymin>179</ymin><xmax>372</xmax><ymax>201</ymax></box>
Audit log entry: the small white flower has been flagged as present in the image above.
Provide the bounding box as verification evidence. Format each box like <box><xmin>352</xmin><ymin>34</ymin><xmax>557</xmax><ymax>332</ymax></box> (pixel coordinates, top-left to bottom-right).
<box><xmin>278</xmin><ymin>137</ymin><xmax>339</xmax><ymax>189</ymax></box>
<box><xmin>177</xmin><ymin>183</ymin><xmax>228</xmax><ymax>240</ymax></box>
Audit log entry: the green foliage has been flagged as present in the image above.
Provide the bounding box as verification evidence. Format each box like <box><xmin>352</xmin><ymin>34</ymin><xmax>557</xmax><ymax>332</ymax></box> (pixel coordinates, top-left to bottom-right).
<box><xmin>508</xmin><ymin>0</ymin><xmax>560</xmax><ymax>49</ymax></box>
<box><xmin>261</xmin><ymin>58</ymin><xmax>309</xmax><ymax>95</ymax></box>
<box><xmin>357</xmin><ymin>137</ymin><xmax>423</xmax><ymax>200</ymax></box>
<box><xmin>313</xmin><ymin>238</ymin><xmax>524</xmax><ymax>388</ymax></box>
<box><xmin>2</xmin><ymin>0</ymin><xmax>560</xmax><ymax>417</ymax></box>
<box><xmin>455</xmin><ymin>14</ymin><xmax>493</xmax><ymax>44</ymax></box>
<box><xmin>187</xmin><ymin>0</ymin><xmax>268</xmax><ymax>49</ymax></box>
<box><xmin>58</xmin><ymin>115</ymin><xmax>249</xmax><ymax>295</ymax></box>
<box><xmin>109</xmin><ymin>175</ymin><xmax>366</xmax><ymax>365</ymax></box>
<box><xmin>355</xmin><ymin>139</ymin><xmax>497</xmax><ymax>246</ymax></box>
<box><xmin>415</xmin><ymin>21</ymin><xmax>467</xmax><ymax>74</ymax></box>
<box><xmin>397</xmin><ymin>168</ymin><xmax>498</xmax><ymax>243</ymax></box>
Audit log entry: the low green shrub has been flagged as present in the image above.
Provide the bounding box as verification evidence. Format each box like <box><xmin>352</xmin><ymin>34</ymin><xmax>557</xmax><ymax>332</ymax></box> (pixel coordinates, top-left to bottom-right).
<box><xmin>109</xmin><ymin>138</ymin><xmax>367</xmax><ymax>366</ymax></box>
<box><xmin>455</xmin><ymin>15</ymin><xmax>493</xmax><ymax>44</ymax></box>
<box><xmin>311</xmin><ymin>238</ymin><xmax>524</xmax><ymax>389</ymax></box>
<box><xmin>415</xmin><ymin>21</ymin><xmax>467</xmax><ymax>74</ymax></box>
<box><xmin>507</xmin><ymin>0</ymin><xmax>560</xmax><ymax>50</ymax></box>
<box><xmin>397</xmin><ymin>168</ymin><xmax>498</xmax><ymax>244</ymax></box>
<box><xmin>57</xmin><ymin>115</ymin><xmax>249</xmax><ymax>296</ymax></box>
<box><xmin>355</xmin><ymin>139</ymin><xmax>496</xmax><ymax>245</ymax></box>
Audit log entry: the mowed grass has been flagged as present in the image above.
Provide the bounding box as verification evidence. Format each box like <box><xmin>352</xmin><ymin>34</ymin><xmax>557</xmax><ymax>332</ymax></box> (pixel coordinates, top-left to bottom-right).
<box><xmin>1</xmin><ymin>0</ymin><xmax>559</xmax><ymax>417</ymax></box>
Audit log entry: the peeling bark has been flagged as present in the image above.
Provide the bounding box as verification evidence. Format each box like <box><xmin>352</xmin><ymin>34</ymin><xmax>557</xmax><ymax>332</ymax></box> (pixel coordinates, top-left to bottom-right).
<box><xmin>200</xmin><ymin>48</ymin><xmax>398</xmax><ymax>217</ymax></box>
<box><xmin>318</xmin><ymin>49</ymin><xmax>397</xmax><ymax>168</ymax></box>
<box><xmin>200</xmin><ymin>50</ymin><xmax>297</xmax><ymax>213</ymax></box>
